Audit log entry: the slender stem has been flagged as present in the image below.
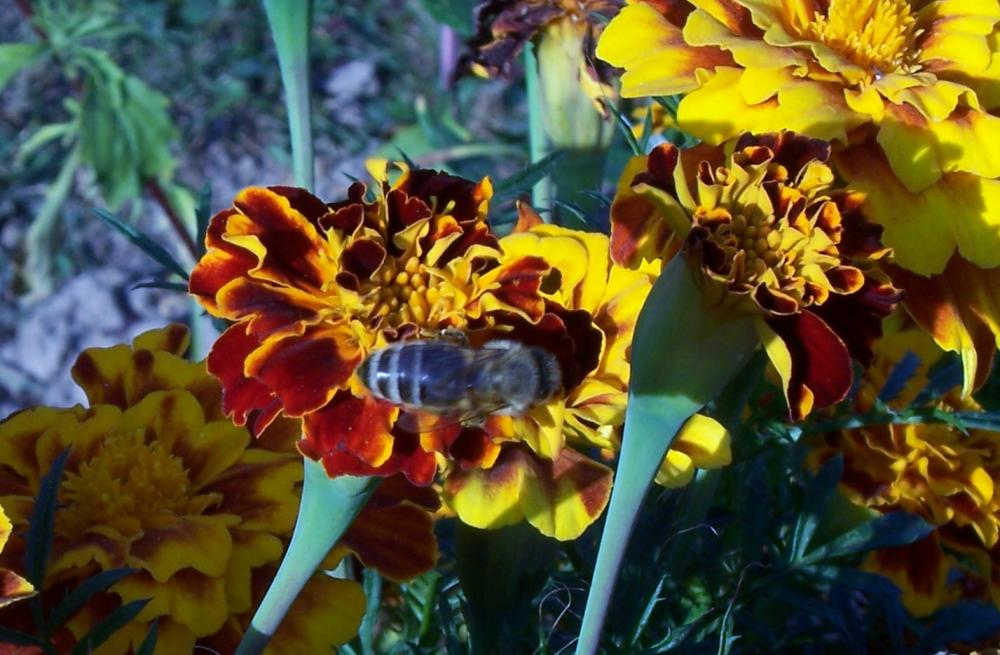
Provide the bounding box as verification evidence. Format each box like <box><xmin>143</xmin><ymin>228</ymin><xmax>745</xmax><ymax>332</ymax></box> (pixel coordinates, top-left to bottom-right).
<box><xmin>438</xmin><ymin>25</ymin><xmax>457</xmax><ymax>89</ymax></box>
<box><xmin>235</xmin><ymin>460</ymin><xmax>379</xmax><ymax>655</ymax></box>
<box><xmin>145</xmin><ymin>180</ymin><xmax>199</xmax><ymax>260</ymax></box>
<box><xmin>524</xmin><ymin>42</ymin><xmax>552</xmax><ymax>217</ymax></box>
<box><xmin>263</xmin><ymin>0</ymin><xmax>314</xmax><ymax>191</ymax></box>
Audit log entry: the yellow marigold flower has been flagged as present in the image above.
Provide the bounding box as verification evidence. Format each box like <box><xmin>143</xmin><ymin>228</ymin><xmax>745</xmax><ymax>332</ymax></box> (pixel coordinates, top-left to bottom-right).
<box><xmin>812</xmin><ymin>323</ymin><xmax>1000</xmax><ymax>616</ymax></box>
<box><xmin>443</xmin><ymin>219</ymin><xmax>730</xmax><ymax>538</ymax></box>
<box><xmin>0</xmin><ymin>326</ymin><xmax>418</xmax><ymax>654</ymax></box>
<box><xmin>598</xmin><ymin>0</ymin><xmax>1000</xmax><ymax>392</ymax></box>
<box><xmin>611</xmin><ymin>131</ymin><xmax>901</xmax><ymax>419</ymax></box>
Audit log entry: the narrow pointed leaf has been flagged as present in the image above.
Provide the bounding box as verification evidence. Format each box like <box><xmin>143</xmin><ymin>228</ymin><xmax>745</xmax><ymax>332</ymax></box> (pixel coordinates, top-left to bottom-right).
<box><xmin>94</xmin><ymin>209</ymin><xmax>189</xmax><ymax>280</ymax></box>
<box><xmin>803</xmin><ymin>512</ymin><xmax>933</xmax><ymax>564</ymax></box>
<box><xmin>789</xmin><ymin>455</ymin><xmax>843</xmax><ymax>562</ymax></box>
<box><xmin>135</xmin><ymin>621</ymin><xmax>159</xmax><ymax>655</ymax></box>
<box><xmin>68</xmin><ymin>598</ymin><xmax>151</xmax><ymax>655</ymax></box>
<box><xmin>26</xmin><ymin>448</ymin><xmax>71</xmax><ymax>587</ymax></box>
<box><xmin>47</xmin><ymin>567</ymin><xmax>137</xmax><ymax>632</ymax></box>
<box><xmin>493</xmin><ymin>151</ymin><xmax>565</xmax><ymax>202</ymax></box>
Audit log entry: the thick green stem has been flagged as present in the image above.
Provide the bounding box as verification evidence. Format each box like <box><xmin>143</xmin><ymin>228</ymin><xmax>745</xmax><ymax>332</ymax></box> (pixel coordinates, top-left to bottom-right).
<box><xmin>524</xmin><ymin>42</ymin><xmax>552</xmax><ymax>216</ymax></box>
<box><xmin>263</xmin><ymin>0</ymin><xmax>314</xmax><ymax>191</ymax></box>
<box><xmin>235</xmin><ymin>460</ymin><xmax>379</xmax><ymax>655</ymax></box>
<box><xmin>575</xmin><ymin>257</ymin><xmax>759</xmax><ymax>655</ymax></box>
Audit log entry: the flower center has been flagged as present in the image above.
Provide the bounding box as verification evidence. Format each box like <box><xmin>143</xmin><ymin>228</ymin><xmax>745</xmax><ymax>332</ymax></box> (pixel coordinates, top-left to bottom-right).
<box><xmin>693</xmin><ymin>162</ymin><xmax>849</xmax><ymax>312</ymax></box>
<box><xmin>58</xmin><ymin>431</ymin><xmax>193</xmax><ymax>539</ymax></box>
<box><xmin>805</xmin><ymin>0</ymin><xmax>921</xmax><ymax>77</ymax></box>
<box><xmin>372</xmin><ymin>256</ymin><xmax>453</xmax><ymax>328</ymax></box>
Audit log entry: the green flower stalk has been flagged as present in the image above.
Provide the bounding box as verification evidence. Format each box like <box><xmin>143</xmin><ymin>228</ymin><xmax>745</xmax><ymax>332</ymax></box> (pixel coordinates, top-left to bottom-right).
<box><xmin>575</xmin><ymin>255</ymin><xmax>758</xmax><ymax>655</ymax></box>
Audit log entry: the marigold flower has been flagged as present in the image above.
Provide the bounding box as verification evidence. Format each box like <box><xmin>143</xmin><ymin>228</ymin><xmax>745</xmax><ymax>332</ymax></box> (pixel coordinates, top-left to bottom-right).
<box><xmin>0</xmin><ymin>326</ymin><xmax>437</xmax><ymax>653</ymax></box>
<box><xmin>610</xmin><ymin>131</ymin><xmax>901</xmax><ymax>419</ymax></box>
<box><xmin>188</xmin><ymin>160</ymin><xmax>615</xmax><ymax>537</ymax></box>
<box><xmin>443</xmin><ymin>221</ymin><xmax>731</xmax><ymax>538</ymax></box>
<box><xmin>811</xmin><ymin>324</ymin><xmax>1000</xmax><ymax>616</ymax></box>
<box><xmin>597</xmin><ymin>0</ymin><xmax>1000</xmax><ymax>391</ymax></box>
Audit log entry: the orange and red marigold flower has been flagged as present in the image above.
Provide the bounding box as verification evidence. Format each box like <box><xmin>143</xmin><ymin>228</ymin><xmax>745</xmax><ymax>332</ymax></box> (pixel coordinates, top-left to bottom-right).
<box><xmin>610</xmin><ymin>131</ymin><xmax>901</xmax><ymax>419</ymax></box>
<box><xmin>0</xmin><ymin>327</ymin><xmax>437</xmax><ymax>654</ymax></box>
<box><xmin>189</xmin><ymin>164</ymin><xmax>624</xmax><ymax>538</ymax></box>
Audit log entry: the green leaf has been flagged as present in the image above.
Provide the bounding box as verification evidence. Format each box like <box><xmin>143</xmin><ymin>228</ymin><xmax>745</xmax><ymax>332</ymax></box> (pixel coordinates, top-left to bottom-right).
<box><xmin>788</xmin><ymin>455</ymin><xmax>843</xmax><ymax>562</ymax></box>
<box><xmin>135</xmin><ymin>620</ymin><xmax>159</xmax><ymax>655</ymax></box>
<box><xmin>492</xmin><ymin>151</ymin><xmax>565</xmax><ymax>203</ymax></box>
<box><xmin>804</xmin><ymin>512</ymin><xmax>933</xmax><ymax>564</ymax></box>
<box><xmin>93</xmin><ymin>209</ymin><xmax>189</xmax><ymax>280</ymax></box>
<box><xmin>264</xmin><ymin>0</ymin><xmax>315</xmax><ymax>190</ymax></box>
<box><xmin>26</xmin><ymin>448</ymin><xmax>71</xmax><ymax>587</ymax></box>
<box><xmin>68</xmin><ymin>598</ymin><xmax>151</xmax><ymax>655</ymax></box>
<box><xmin>607</xmin><ymin>102</ymin><xmax>642</xmax><ymax>156</ymax></box>
<box><xmin>195</xmin><ymin>183</ymin><xmax>212</xmax><ymax>257</ymax></box>
<box><xmin>17</xmin><ymin>121</ymin><xmax>76</xmax><ymax>163</ymax></box>
<box><xmin>47</xmin><ymin>567</ymin><xmax>137</xmax><ymax>633</ymax></box>
<box><xmin>0</xmin><ymin>43</ymin><xmax>47</xmax><ymax>90</ymax></box>
<box><xmin>130</xmin><ymin>280</ymin><xmax>189</xmax><ymax>293</ymax></box>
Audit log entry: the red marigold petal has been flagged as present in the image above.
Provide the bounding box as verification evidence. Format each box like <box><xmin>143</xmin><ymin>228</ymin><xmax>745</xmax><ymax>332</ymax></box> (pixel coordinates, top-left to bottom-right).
<box><xmin>767</xmin><ymin>311</ymin><xmax>853</xmax><ymax>420</ymax></box>
<box><xmin>230</xmin><ymin>187</ymin><xmax>330</xmax><ymax>289</ymax></box>
<box><xmin>245</xmin><ymin>324</ymin><xmax>362</xmax><ymax>417</ymax></box>
<box><xmin>490</xmin><ymin>256</ymin><xmax>552</xmax><ymax>320</ymax></box>
<box><xmin>216</xmin><ymin>278</ymin><xmax>327</xmax><ymax>338</ymax></box>
<box><xmin>0</xmin><ymin>569</ymin><xmax>33</xmax><ymax>609</ymax></box>
<box><xmin>342</xmin><ymin>499</ymin><xmax>438</xmax><ymax>582</ymax></box>
<box><xmin>301</xmin><ymin>392</ymin><xmax>397</xmax><ymax>469</ymax></box>
<box><xmin>267</xmin><ymin>185</ymin><xmax>330</xmax><ymax>223</ymax></box>
<box><xmin>811</xmin><ymin>278</ymin><xmax>902</xmax><ymax>367</ymax></box>
<box><xmin>341</xmin><ymin>239</ymin><xmax>386</xmax><ymax>281</ymax></box>
<box><xmin>207</xmin><ymin>323</ymin><xmax>276</xmax><ymax>427</ymax></box>
<box><xmin>189</xmin><ymin>208</ymin><xmax>259</xmax><ymax>311</ymax></box>
<box><xmin>513</xmin><ymin>201</ymin><xmax>544</xmax><ymax>233</ymax></box>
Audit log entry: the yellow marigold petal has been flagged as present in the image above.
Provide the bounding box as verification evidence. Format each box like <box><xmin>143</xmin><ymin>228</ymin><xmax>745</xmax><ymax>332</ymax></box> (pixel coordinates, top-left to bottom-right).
<box><xmin>516</xmin><ymin>402</ymin><xmax>566</xmax><ymax>461</ymax></box>
<box><xmin>131</xmin><ymin>324</ymin><xmax>190</xmax><ymax>357</ymax></box>
<box><xmin>754</xmin><ymin>317</ymin><xmax>796</xmax><ymax>408</ymax></box>
<box><xmin>445</xmin><ymin>445</ymin><xmax>612</xmax><ymax>541</ymax></box>
<box><xmin>969</xmin><ymin>467</ymin><xmax>995</xmax><ymax>505</ymax></box>
<box><xmin>655</xmin><ymin>450</ymin><xmax>695</xmax><ymax>488</ymax></box>
<box><xmin>267</xmin><ymin>574</ymin><xmax>366</xmax><ymax>653</ymax></box>
<box><xmin>224</xmin><ymin>530</ymin><xmax>284</xmax><ymax>615</ymax></box>
<box><xmin>863</xmin><ymin>534</ymin><xmax>950</xmax><ymax>617</ymax></box>
<box><xmin>684</xmin><ymin>8</ymin><xmax>803</xmax><ymax>69</ymax></box>
<box><xmin>597</xmin><ymin>3</ymin><xmax>732</xmax><ymax>97</ymax></box>
<box><xmin>673</xmin><ymin>413</ymin><xmax>732</xmax><ymax>469</ymax></box>
<box><xmin>844</xmin><ymin>85</ymin><xmax>886</xmax><ymax>121</ymax></box>
<box><xmin>917</xmin><ymin>0</ymin><xmax>1000</xmax><ymax>74</ymax></box>
<box><xmin>129</xmin><ymin>515</ymin><xmax>235</xmax><ymax>582</ymax></box>
<box><xmin>206</xmin><ymin>449</ymin><xmax>301</xmax><ymax>535</ymax></box>
<box><xmin>879</xmin><ymin>104</ymin><xmax>1000</xmax><ymax>192</ymax></box>
<box><xmin>178</xmin><ymin>420</ymin><xmax>250</xmax><ymax>490</ymax></box>
<box><xmin>499</xmin><ymin>224</ymin><xmax>610</xmax><ymax>313</ymax></box>
<box><xmin>117</xmin><ymin>390</ymin><xmax>205</xmax><ymax>455</ymax></box>
<box><xmin>836</xmin><ymin>140</ymin><xmax>1000</xmax><ymax>274</ymax></box>
<box><xmin>677</xmin><ymin>67</ymin><xmax>865</xmax><ymax>145</ymax></box>
<box><xmin>0</xmin><ymin>508</ymin><xmax>33</xmax><ymax>608</ymax></box>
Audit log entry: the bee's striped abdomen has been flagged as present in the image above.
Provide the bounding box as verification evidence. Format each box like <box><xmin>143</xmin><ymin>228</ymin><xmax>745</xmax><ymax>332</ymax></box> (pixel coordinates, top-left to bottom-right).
<box><xmin>360</xmin><ymin>341</ymin><xmax>470</xmax><ymax>411</ymax></box>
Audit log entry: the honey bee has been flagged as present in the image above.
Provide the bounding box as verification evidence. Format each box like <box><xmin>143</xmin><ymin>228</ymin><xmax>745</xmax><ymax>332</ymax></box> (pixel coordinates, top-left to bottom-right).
<box><xmin>358</xmin><ymin>337</ymin><xmax>562</xmax><ymax>423</ymax></box>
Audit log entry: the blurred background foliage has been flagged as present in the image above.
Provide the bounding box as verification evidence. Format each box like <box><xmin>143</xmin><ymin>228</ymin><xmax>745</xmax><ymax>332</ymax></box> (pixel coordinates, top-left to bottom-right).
<box><xmin>3</xmin><ymin>1</ymin><xmax>1000</xmax><ymax>654</ymax></box>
